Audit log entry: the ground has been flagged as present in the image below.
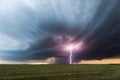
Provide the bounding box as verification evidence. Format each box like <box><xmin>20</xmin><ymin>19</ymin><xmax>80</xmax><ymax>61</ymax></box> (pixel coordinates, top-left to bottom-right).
<box><xmin>0</xmin><ymin>64</ymin><xmax>120</xmax><ymax>80</ymax></box>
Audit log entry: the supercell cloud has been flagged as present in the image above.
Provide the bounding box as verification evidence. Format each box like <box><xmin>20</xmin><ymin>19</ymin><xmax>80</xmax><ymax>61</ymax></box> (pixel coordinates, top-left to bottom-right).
<box><xmin>0</xmin><ymin>0</ymin><xmax>120</xmax><ymax>64</ymax></box>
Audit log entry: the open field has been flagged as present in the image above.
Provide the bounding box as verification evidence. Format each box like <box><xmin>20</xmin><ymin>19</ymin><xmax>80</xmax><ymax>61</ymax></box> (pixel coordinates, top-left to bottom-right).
<box><xmin>0</xmin><ymin>64</ymin><xmax>120</xmax><ymax>80</ymax></box>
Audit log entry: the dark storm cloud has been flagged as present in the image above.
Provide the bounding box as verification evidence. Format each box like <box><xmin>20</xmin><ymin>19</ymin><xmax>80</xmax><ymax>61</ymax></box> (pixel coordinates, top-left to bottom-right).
<box><xmin>28</xmin><ymin>0</ymin><xmax>120</xmax><ymax>64</ymax></box>
<box><xmin>75</xmin><ymin>0</ymin><xmax>120</xmax><ymax>62</ymax></box>
<box><xmin>1</xmin><ymin>0</ymin><xmax>120</xmax><ymax>64</ymax></box>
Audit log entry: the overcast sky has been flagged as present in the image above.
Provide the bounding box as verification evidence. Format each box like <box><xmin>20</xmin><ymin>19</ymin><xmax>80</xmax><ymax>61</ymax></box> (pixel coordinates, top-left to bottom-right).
<box><xmin>0</xmin><ymin>0</ymin><xmax>120</xmax><ymax>64</ymax></box>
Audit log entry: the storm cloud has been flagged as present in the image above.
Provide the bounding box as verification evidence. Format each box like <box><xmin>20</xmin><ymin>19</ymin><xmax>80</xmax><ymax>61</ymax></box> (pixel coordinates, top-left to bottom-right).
<box><xmin>0</xmin><ymin>0</ymin><xmax>120</xmax><ymax>64</ymax></box>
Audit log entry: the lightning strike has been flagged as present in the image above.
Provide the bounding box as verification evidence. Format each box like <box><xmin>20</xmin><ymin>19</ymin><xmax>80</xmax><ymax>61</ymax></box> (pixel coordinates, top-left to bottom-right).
<box><xmin>65</xmin><ymin>41</ymin><xmax>84</xmax><ymax>64</ymax></box>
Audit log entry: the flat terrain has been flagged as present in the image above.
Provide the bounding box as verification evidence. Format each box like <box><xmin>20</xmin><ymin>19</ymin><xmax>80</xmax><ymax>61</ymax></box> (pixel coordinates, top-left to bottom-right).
<box><xmin>0</xmin><ymin>64</ymin><xmax>120</xmax><ymax>80</ymax></box>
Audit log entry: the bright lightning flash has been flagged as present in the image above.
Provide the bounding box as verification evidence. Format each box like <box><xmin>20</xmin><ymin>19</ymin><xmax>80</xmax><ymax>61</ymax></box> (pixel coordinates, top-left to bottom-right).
<box><xmin>67</xmin><ymin>45</ymin><xmax>74</xmax><ymax>64</ymax></box>
<box><xmin>65</xmin><ymin>41</ymin><xmax>83</xmax><ymax>64</ymax></box>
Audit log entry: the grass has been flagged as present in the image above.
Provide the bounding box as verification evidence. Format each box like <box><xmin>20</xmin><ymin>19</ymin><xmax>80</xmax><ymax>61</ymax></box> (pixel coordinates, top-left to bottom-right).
<box><xmin>0</xmin><ymin>64</ymin><xmax>120</xmax><ymax>80</ymax></box>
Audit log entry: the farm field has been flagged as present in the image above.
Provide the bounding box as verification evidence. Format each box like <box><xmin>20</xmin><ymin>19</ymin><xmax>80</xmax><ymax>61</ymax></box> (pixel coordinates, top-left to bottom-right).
<box><xmin>0</xmin><ymin>64</ymin><xmax>120</xmax><ymax>80</ymax></box>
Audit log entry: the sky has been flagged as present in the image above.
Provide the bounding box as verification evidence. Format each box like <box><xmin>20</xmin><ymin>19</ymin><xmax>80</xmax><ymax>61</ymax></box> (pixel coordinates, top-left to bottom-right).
<box><xmin>0</xmin><ymin>0</ymin><xmax>120</xmax><ymax>64</ymax></box>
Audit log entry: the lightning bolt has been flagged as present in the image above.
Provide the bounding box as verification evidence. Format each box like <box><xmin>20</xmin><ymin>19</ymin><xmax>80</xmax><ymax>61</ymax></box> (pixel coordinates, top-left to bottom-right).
<box><xmin>69</xmin><ymin>48</ymin><xmax>73</xmax><ymax>64</ymax></box>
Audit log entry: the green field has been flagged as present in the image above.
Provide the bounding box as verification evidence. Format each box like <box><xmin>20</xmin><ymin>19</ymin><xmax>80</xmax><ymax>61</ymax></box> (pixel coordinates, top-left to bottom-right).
<box><xmin>0</xmin><ymin>64</ymin><xmax>120</xmax><ymax>80</ymax></box>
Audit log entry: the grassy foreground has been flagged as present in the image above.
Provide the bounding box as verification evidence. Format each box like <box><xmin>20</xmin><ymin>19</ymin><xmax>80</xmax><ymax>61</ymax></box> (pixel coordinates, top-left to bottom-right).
<box><xmin>0</xmin><ymin>64</ymin><xmax>120</xmax><ymax>80</ymax></box>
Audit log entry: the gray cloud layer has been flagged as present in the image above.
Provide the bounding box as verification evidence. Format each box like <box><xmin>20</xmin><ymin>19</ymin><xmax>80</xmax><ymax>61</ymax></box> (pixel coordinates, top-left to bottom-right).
<box><xmin>0</xmin><ymin>0</ymin><xmax>120</xmax><ymax>64</ymax></box>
